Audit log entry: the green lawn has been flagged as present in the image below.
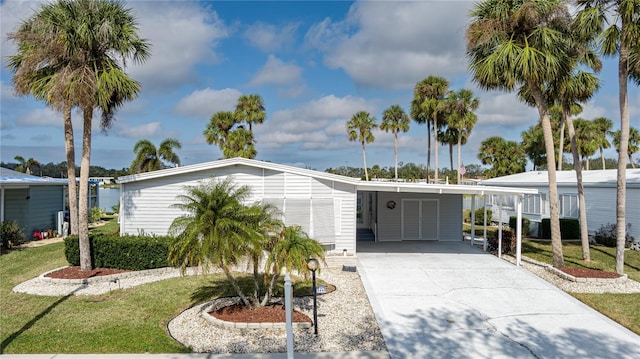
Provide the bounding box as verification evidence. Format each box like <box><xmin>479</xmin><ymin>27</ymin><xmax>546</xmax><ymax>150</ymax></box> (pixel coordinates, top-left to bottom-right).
<box><xmin>521</xmin><ymin>240</ymin><xmax>640</xmax><ymax>335</ymax></box>
<box><xmin>0</xmin><ymin>237</ymin><xmax>318</xmax><ymax>354</ymax></box>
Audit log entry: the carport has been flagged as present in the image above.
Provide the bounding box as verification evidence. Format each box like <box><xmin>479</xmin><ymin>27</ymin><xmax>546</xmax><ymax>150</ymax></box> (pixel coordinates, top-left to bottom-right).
<box><xmin>354</xmin><ymin>181</ymin><xmax>537</xmax><ymax>266</ymax></box>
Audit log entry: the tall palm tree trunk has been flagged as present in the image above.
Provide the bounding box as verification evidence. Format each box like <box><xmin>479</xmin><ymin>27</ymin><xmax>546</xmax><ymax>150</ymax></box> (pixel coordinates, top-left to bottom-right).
<box><xmin>531</xmin><ymin>82</ymin><xmax>564</xmax><ymax>268</ymax></box>
<box><xmin>600</xmin><ymin>148</ymin><xmax>606</xmax><ymax>169</ymax></box>
<box><xmin>448</xmin><ymin>143</ymin><xmax>454</xmax><ymax>177</ymax></box>
<box><xmin>566</xmin><ymin>112</ymin><xmax>590</xmax><ymax>261</ymax></box>
<box><xmin>394</xmin><ymin>132</ymin><xmax>399</xmax><ymax>181</ymax></box>
<box><xmin>457</xmin><ymin>135</ymin><xmax>463</xmax><ymax>183</ymax></box>
<box><xmin>433</xmin><ymin>116</ymin><xmax>439</xmax><ymax>182</ymax></box>
<box><xmin>63</xmin><ymin>105</ymin><xmax>79</xmax><ymax>236</ymax></box>
<box><xmin>361</xmin><ymin>141</ymin><xmax>369</xmax><ymax>181</ymax></box>
<box><xmin>78</xmin><ymin>107</ymin><xmax>93</xmax><ymax>271</ymax></box>
<box><xmin>426</xmin><ymin>124</ymin><xmax>432</xmax><ymax>180</ymax></box>
<box><xmin>615</xmin><ymin>41</ymin><xmax>630</xmax><ymax>275</ymax></box>
<box><xmin>558</xmin><ymin>119</ymin><xmax>565</xmax><ymax>170</ymax></box>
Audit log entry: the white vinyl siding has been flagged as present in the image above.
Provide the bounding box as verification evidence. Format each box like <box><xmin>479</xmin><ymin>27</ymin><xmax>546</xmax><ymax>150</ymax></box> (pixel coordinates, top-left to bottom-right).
<box><xmin>120</xmin><ymin>163</ymin><xmax>357</xmax><ymax>253</ymax></box>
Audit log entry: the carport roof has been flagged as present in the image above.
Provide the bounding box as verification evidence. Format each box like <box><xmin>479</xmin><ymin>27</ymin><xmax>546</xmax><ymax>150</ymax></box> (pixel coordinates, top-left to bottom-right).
<box><xmin>0</xmin><ymin>167</ymin><xmax>68</xmax><ymax>187</ymax></box>
<box><xmin>117</xmin><ymin>157</ymin><xmax>537</xmax><ymax>196</ymax></box>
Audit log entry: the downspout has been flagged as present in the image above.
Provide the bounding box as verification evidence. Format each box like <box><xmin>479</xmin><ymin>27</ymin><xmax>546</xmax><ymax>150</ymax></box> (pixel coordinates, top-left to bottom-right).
<box><xmin>516</xmin><ymin>195</ymin><xmax>523</xmax><ymax>266</ymax></box>
<box><xmin>470</xmin><ymin>195</ymin><xmax>476</xmax><ymax>246</ymax></box>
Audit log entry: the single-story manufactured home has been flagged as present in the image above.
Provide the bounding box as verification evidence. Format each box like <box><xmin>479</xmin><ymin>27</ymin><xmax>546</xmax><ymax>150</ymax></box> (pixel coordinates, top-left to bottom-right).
<box><xmin>117</xmin><ymin>158</ymin><xmax>537</xmax><ymax>258</ymax></box>
<box><xmin>481</xmin><ymin>169</ymin><xmax>640</xmax><ymax>240</ymax></box>
<box><xmin>0</xmin><ymin>167</ymin><xmax>68</xmax><ymax>241</ymax></box>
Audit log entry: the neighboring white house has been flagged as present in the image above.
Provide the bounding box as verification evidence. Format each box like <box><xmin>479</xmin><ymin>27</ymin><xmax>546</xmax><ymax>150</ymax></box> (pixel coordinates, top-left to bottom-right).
<box><xmin>481</xmin><ymin>169</ymin><xmax>640</xmax><ymax>240</ymax></box>
<box><xmin>117</xmin><ymin>157</ymin><xmax>536</xmax><ymax>254</ymax></box>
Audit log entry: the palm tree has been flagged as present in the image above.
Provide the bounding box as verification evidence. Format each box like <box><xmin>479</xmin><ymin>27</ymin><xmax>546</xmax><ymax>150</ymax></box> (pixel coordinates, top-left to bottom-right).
<box><xmin>410</xmin><ymin>98</ymin><xmax>431</xmax><ymax>178</ymax></box>
<box><xmin>204</xmin><ymin>111</ymin><xmax>236</xmax><ymax>152</ymax></box>
<box><xmin>226</xmin><ymin>126</ymin><xmax>257</xmax><ymax>159</ymax></box>
<box><xmin>572</xmin><ymin>118</ymin><xmax>599</xmax><ymax>170</ymax></box>
<box><xmin>445</xmin><ymin>89</ymin><xmax>479</xmax><ymax>183</ymax></box>
<box><xmin>467</xmin><ymin>0</ymin><xmax>574</xmax><ymax>268</ymax></box>
<box><xmin>478</xmin><ymin>136</ymin><xmax>527</xmax><ymax>178</ymax></box>
<box><xmin>438</xmin><ymin>125</ymin><xmax>459</xmax><ymax>175</ymax></box>
<box><xmin>8</xmin><ymin>0</ymin><xmax>149</xmax><ymax>271</ymax></box>
<box><xmin>414</xmin><ymin>76</ymin><xmax>449</xmax><ymax>182</ymax></box>
<box><xmin>593</xmin><ymin>117</ymin><xmax>613</xmax><ymax>169</ymax></box>
<box><xmin>576</xmin><ymin>0</ymin><xmax>640</xmax><ymax>274</ymax></box>
<box><xmin>613</xmin><ymin>127</ymin><xmax>640</xmax><ymax>169</ymax></box>
<box><xmin>347</xmin><ymin>111</ymin><xmax>377</xmax><ymax>181</ymax></box>
<box><xmin>13</xmin><ymin>156</ymin><xmax>26</xmax><ymax>173</ymax></box>
<box><xmin>235</xmin><ymin>94</ymin><xmax>266</xmax><ymax>134</ymax></box>
<box><xmin>168</xmin><ymin>178</ymin><xmax>324</xmax><ymax>308</ymax></box>
<box><xmin>130</xmin><ymin>139</ymin><xmax>182</xmax><ymax>173</ymax></box>
<box><xmin>380</xmin><ymin>105</ymin><xmax>410</xmax><ymax>180</ymax></box>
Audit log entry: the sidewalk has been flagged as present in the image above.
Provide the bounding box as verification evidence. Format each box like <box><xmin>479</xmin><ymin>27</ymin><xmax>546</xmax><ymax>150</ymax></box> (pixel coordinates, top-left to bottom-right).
<box><xmin>1</xmin><ymin>351</ymin><xmax>390</xmax><ymax>359</ymax></box>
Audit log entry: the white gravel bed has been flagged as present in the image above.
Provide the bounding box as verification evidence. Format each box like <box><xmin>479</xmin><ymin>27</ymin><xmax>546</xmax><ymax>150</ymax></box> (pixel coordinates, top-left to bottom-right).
<box><xmin>12</xmin><ymin>267</ymin><xmax>202</xmax><ymax>296</ymax></box>
<box><xmin>168</xmin><ymin>267</ymin><xmax>386</xmax><ymax>354</ymax></box>
<box><xmin>502</xmin><ymin>255</ymin><xmax>640</xmax><ymax>294</ymax></box>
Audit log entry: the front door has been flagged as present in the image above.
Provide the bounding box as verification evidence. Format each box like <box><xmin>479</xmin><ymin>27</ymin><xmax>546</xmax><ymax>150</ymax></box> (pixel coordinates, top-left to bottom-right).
<box><xmin>402</xmin><ymin>199</ymin><xmax>438</xmax><ymax>240</ymax></box>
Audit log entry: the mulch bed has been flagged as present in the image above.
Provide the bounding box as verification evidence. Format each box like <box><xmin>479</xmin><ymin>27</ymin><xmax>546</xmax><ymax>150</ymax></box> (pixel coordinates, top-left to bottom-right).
<box><xmin>211</xmin><ymin>304</ymin><xmax>312</xmax><ymax>323</ymax></box>
<box><xmin>45</xmin><ymin>266</ymin><xmax>130</xmax><ymax>279</ymax></box>
<box><xmin>561</xmin><ymin>267</ymin><xmax>621</xmax><ymax>279</ymax></box>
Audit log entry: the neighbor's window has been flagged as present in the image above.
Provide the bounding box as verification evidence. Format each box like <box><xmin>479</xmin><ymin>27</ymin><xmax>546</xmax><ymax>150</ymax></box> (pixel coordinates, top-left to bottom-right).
<box><xmin>522</xmin><ymin>194</ymin><xmax>542</xmax><ymax>215</ymax></box>
<box><xmin>560</xmin><ymin>194</ymin><xmax>578</xmax><ymax>218</ymax></box>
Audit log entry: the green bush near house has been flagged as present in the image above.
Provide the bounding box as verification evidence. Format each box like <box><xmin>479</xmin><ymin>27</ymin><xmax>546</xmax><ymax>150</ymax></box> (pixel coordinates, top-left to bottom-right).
<box><xmin>474</xmin><ymin>208</ymin><xmax>492</xmax><ymax>225</ymax></box>
<box><xmin>509</xmin><ymin>216</ymin><xmax>530</xmax><ymax>235</ymax></box>
<box><xmin>1</xmin><ymin>220</ymin><xmax>25</xmax><ymax>248</ymax></box>
<box><xmin>540</xmin><ymin>218</ymin><xmax>580</xmax><ymax>239</ymax></box>
<box><xmin>64</xmin><ymin>234</ymin><xmax>172</xmax><ymax>270</ymax></box>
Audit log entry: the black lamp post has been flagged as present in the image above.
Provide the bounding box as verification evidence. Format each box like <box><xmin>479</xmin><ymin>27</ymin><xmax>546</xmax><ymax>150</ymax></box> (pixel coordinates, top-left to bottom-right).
<box><xmin>307</xmin><ymin>257</ymin><xmax>319</xmax><ymax>335</ymax></box>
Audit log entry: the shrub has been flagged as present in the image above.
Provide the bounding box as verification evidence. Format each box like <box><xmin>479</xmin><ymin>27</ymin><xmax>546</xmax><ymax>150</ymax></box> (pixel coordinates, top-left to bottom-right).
<box><xmin>488</xmin><ymin>229</ymin><xmax>516</xmax><ymax>254</ymax></box>
<box><xmin>594</xmin><ymin>223</ymin><xmax>636</xmax><ymax>248</ymax></box>
<box><xmin>1</xmin><ymin>220</ymin><xmax>25</xmax><ymax>248</ymax></box>
<box><xmin>89</xmin><ymin>207</ymin><xmax>103</xmax><ymax>223</ymax></box>
<box><xmin>463</xmin><ymin>209</ymin><xmax>471</xmax><ymax>223</ymax></box>
<box><xmin>509</xmin><ymin>216</ymin><xmax>530</xmax><ymax>235</ymax></box>
<box><xmin>64</xmin><ymin>234</ymin><xmax>172</xmax><ymax>270</ymax></box>
<box><xmin>474</xmin><ymin>208</ymin><xmax>492</xmax><ymax>225</ymax></box>
<box><xmin>540</xmin><ymin>218</ymin><xmax>580</xmax><ymax>239</ymax></box>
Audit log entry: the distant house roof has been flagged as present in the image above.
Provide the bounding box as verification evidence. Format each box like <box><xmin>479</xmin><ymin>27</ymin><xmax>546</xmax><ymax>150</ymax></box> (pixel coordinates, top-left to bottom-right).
<box><xmin>481</xmin><ymin>169</ymin><xmax>640</xmax><ymax>189</ymax></box>
<box><xmin>0</xmin><ymin>167</ymin><xmax>68</xmax><ymax>186</ymax></box>
<box><xmin>118</xmin><ymin>157</ymin><xmax>537</xmax><ymax>196</ymax></box>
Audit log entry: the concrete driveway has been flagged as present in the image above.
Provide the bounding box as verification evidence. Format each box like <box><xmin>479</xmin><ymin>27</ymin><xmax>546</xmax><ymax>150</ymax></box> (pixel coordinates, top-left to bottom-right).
<box><xmin>357</xmin><ymin>241</ymin><xmax>640</xmax><ymax>359</ymax></box>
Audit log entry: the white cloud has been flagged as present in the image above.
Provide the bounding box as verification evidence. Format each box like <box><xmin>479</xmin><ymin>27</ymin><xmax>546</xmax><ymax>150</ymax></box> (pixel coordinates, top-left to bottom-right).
<box><xmin>244</xmin><ymin>22</ymin><xmax>298</xmax><ymax>52</ymax></box>
<box><xmin>113</xmin><ymin>121</ymin><xmax>163</xmax><ymax>139</ymax></box>
<box><xmin>174</xmin><ymin>88</ymin><xmax>242</xmax><ymax>119</ymax></box>
<box><xmin>1</xmin><ymin>0</ymin><xmax>48</xmax><ymax>66</ymax></box>
<box><xmin>475</xmin><ymin>92</ymin><xmax>538</xmax><ymax>126</ymax></box>
<box><xmin>126</xmin><ymin>2</ymin><xmax>229</xmax><ymax>89</ymax></box>
<box><xmin>16</xmin><ymin>108</ymin><xmax>61</xmax><ymax>127</ymax></box>
<box><xmin>249</xmin><ymin>55</ymin><xmax>303</xmax><ymax>87</ymax></box>
<box><xmin>305</xmin><ymin>1</ymin><xmax>471</xmax><ymax>89</ymax></box>
<box><xmin>256</xmin><ymin>94</ymin><xmax>378</xmax><ymax>149</ymax></box>
<box><xmin>30</xmin><ymin>134</ymin><xmax>52</xmax><ymax>142</ymax></box>
<box><xmin>1</xmin><ymin>80</ymin><xmax>18</xmax><ymax>102</ymax></box>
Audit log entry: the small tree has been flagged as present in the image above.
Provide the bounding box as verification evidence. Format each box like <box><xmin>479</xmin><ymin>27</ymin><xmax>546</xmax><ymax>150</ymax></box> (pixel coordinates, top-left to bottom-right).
<box><xmin>168</xmin><ymin>178</ymin><xmax>325</xmax><ymax>308</ymax></box>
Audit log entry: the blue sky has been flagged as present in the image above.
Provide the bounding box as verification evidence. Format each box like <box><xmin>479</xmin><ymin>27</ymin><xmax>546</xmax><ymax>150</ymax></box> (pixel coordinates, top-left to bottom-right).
<box><xmin>1</xmin><ymin>0</ymin><xmax>639</xmax><ymax>172</ymax></box>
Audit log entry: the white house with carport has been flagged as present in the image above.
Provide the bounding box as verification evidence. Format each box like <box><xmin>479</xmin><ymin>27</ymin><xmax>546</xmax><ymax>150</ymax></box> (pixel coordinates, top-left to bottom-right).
<box><xmin>480</xmin><ymin>169</ymin><xmax>640</xmax><ymax>240</ymax></box>
<box><xmin>117</xmin><ymin>157</ymin><xmax>537</xmax><ymax>263</ymax></box>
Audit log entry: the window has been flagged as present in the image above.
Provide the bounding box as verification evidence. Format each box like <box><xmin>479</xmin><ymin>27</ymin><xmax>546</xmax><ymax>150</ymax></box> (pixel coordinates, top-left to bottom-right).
<box><xmin>522</xmin><ymin>194</ymin><xmax>542</xmax><ymax>215</ymax></box>
<box><xmin>560</xmin><ymin>194</ymin><xmax>578</xmax><ymax>218</ymax></box>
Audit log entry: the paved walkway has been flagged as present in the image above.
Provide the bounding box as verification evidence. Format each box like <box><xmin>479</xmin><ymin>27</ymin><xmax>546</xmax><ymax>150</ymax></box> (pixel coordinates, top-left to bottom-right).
<box><xmin>357</xmin><ymin>241</ymin><xmax>640</xmax><ymax>359</ymax></box>
<box><xmin>0</xmin><ymin>352</ymin><xmax>388</xmax><ymax>359</ymax></box>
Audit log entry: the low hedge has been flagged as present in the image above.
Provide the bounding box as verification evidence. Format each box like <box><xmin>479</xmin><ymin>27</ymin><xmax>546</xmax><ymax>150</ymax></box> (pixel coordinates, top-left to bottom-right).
<box><xmin>540</xmin><ymin>218</ymin><xmax>580</xmax><ymax>239</ymax></box>
<box><xmin>509</xmin><ymin>216</ymin><xmax>530</xmax><ymax>235</ymax></box>
<box><xmin>64</xmin><ymin>234</ymin><xmax>172</xmax><ymax>270</ymax></box>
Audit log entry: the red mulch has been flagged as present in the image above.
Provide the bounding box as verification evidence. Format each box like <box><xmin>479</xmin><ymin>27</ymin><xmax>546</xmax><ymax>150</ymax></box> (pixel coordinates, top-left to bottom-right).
<box><xmin>45</xmin><ymin>266</ymin><xmax>130</xmax><ymax>279</ymax></box>
<box><xmin>561</xmin><ymin>267</ymin><xmax>621</xmax><ymax>279</ymax></box>
<box><xmin>211</xmin><ymin>304</ymin><xmax>312</xmax><ymax>323</ymax></box>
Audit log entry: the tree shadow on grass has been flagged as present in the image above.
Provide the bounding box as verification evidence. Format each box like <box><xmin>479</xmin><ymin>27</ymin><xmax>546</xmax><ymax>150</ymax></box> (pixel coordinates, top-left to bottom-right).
<box><xmin>376</xmin><ymin>307</ymin><xmax>639</xmax><ymax>359</ymax></box>
<box><xmin>0</xmin><ymin>285</ymin><xmax>85</xmax><ymax>354</ymax></box>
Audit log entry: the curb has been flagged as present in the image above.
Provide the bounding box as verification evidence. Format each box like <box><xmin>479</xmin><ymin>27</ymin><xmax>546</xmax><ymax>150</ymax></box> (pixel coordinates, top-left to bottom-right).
<box><xmin>38</xmin><ymin>266</ymin><xmax>184</xmax><ymax>284</ymax></box>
